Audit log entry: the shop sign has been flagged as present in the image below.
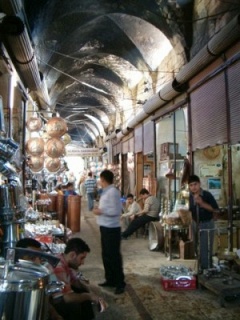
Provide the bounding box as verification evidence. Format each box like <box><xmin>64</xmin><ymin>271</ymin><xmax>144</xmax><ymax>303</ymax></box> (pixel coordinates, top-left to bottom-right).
<box><xmin>199</xmin><ymin>163</ymin><xmax>222</xmax><ymax>177</ymax></box>
<box><xmin>66</xmin><ymin>147</ymin><xmax>100</xmax><ymax>157</ymax></box>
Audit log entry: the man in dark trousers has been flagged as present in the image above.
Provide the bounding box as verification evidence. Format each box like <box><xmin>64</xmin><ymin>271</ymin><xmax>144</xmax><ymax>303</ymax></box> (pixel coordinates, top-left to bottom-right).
<box><xmin>93</xmin><ymin>169</ymin><xmax>126</xmax><ymax>294</ymax></box>
<box><xmin>121</xmin><ymin>188</ymin><xmax>160</xmax><ymax>239</ymax></box>
<box><xmin>188</xmin><ymin>175</ymin><xmax>219</xmax><ymax>271</ymax></box>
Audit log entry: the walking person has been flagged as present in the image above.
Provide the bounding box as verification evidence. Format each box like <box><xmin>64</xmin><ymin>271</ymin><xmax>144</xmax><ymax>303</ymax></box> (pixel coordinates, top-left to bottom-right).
<box><xmin>93</xmin><ymin>169</ymin><xmax>126</xmax><ymax>294</ymax></box>
<box><xmin>84</xmin><ymin>172</ymin><xmax>97</xmax><ymax>211</ymax></box>
<box><xmin>188</xmin><ymin>175</ymin><xmax>219</xmax><ymax>271</ymax></box>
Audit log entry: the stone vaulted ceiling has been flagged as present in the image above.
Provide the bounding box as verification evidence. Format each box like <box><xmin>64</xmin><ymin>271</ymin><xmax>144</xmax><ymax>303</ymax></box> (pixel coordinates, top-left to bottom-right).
<box><xmin>3</xmin><ymin>0</ymin><xmax>195</xmax><ymax>146</ymax></box>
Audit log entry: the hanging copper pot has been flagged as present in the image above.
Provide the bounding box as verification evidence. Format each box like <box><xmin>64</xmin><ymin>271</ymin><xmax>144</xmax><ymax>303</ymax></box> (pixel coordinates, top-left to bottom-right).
<box><xmin>26</xmin><ymin>117</ymin><xmax>42</xmax><ymax>132</ymax></box>
<box><xmin>42</xmin><ymin>131</ymin><xmax>51</xmax><ymax>142</ymax></box>
<box><xmin>26</xmin><ymin>138</ymin><xmax>44</xmax><ymax>156</ymax></box>
<box><xmin>45</xmin><ymin>157</ymin><xmax>61</xmax><ymax>172</ymax></box>
<box><xmin>61</xmin><ymin>133</ymin><xmax>71</xmax><ymax>145</ymax></box>
<box><xmin>28</xmin><ymin>156</ymin><xmax>44</xmax><ymax>172</ymax></box>
<box><xmin>46</xmin><ymin>117</ymin><xmax>67</xmax><ymax>138</ymax></box>
<box><xmin>45</xmin><ymin>138</ymin><xmax>65</xmax><ymax>158</ymax></box>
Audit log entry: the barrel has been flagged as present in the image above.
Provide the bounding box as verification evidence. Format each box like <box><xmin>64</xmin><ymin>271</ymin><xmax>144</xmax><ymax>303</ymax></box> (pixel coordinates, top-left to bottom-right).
<box><xmin>67</xmin><ymin>195</ymin><xmax>81</xmax><ymax>232</ymax></box>
<box><xmin>47</xmin><ymin>194</ymin><xmax>57</xmax><ymax>212</ymax></box>
<box><xmin>148</xmin><ymin>221</ymin><xmax>164</xmax><ymax>251</ymax></box>
<box><xmin>56</xmin><ymin>194</ymin><xmax>65</xmax><ymax>225</ymax></box>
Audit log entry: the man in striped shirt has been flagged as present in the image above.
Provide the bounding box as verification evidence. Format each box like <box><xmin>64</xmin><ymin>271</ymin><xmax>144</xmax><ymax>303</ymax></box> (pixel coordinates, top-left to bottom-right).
<box><xmin>121</xmin><ymin>188</ymin><xmax>160</xmax><ymax>239</ymax></box>
<box><xmin>84</xmin><ymin>172</ymin><xmax>97</xmax><ymax>211</ymax></box>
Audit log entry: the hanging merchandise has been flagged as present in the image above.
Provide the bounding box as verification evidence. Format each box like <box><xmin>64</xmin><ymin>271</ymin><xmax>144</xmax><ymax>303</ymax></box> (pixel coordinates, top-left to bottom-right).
<box><xmin>45</xmin><ymin>157</ymin><xmax>61</xmax><ymax>173</ymax></box>
<box><xmin>61</xmin><ymin>133</ymin><xmax>71</xmax><ymax>145</ymax></box>
<box><xmin>45</xmin><ymin>138</ymin><xmax>65</xmax><ymax>158</ymax></box>
<box><xmin>26</xmin><ymin>137</ymin><xmax>44</xmax><ymax>156</ymax></box>
<box><xmin>28</xmin><ymin>156</ymin><xmax>44</xmax><ymax>172</ymax></box>
<box><xmin>26</xmin><ymin>117</ymin><xmax>42</xmax><ymax>132</ymax></box>
<box><xmin>46</xmin><ymin>117</ymin><xmax>67</xmax><ymax>138</ymax></box>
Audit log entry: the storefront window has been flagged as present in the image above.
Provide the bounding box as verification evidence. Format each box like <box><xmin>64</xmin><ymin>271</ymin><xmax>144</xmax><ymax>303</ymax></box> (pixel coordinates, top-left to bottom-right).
<box><xmin>156</xmin><ymin>107</ymin><xmax>188</xmax><ymax>213</ymax></box>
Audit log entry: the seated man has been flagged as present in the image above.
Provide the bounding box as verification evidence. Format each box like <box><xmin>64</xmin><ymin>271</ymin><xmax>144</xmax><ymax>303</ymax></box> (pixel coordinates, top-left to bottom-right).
<box><xmin>121</xmin><ymin>188</ymin><xmax>160</xmax><ymax>240</ymax></box>
<box><xmin>121</xmin><ymin>193</ymin><xmax>141</xmax><ymax>231</ymax></box>
<box><xmin>52</xmin><ymin>237</ymin><xmax>107</xmax><ymax>320</ymax></box>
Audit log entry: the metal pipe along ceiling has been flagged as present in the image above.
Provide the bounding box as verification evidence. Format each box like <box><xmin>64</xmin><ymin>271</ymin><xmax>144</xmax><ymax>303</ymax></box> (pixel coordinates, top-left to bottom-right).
<box><xmin>1</xmin><ymin>15</ymin><xmax>50</xmax><ymax>109</ymax></box>
<box><xmin>132</xmin><ymin>13</ymin><xmax>240</xmax><ymax>125</ymax></box>
<box><xmin>127</xmin><ymin>110</ymin><xmax>148</xmax><ymax>129</ymax></box>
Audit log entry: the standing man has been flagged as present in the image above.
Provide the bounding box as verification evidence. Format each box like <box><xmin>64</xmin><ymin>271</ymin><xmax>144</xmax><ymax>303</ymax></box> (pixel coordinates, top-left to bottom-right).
<box><xmin>84</xmin><ymin>172</ymin><xmax>97</xmax><ymax>211</ymax></box>
<box><xmin>188</xmin><ymin>175</ymin><xmax>219</xmax><ymax>271</ymax></box>
<box><xmin>121</xmin><ymin>188</ymin><xmax>160</xmax><ymax>239</ymax></box>
<box><xmin>93</xmin><ymin>169</ymin><xmax>126</xmax><ymax>294</ymax></box>
<box><xmin>121</xmin><ymin>193</ymin><xmax>141</xmax><ymax>231</ymax></box>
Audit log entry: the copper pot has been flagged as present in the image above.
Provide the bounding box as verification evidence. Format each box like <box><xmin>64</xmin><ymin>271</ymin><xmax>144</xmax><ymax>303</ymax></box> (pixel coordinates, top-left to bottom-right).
<box><xmin>45</xmin><ymin>138</ymin><xmax>65</xmax><ymax>158</ymax></box>
<box><xmin>26</xmin><ymin>138</ymin><xmax>44</xmax><ymax>156</ymax></box>
<box><xmin>26</xmin><ymin>117</ymin><xmax>42</xmax><ymax>132</ymax></box>
<box><xmin>45</xmin><ymin>157</ymin><xmax>61</xmax><ymax>172</ymax></box>
<box><xmin>46</xmin><ymin>117</ymin><xmax>67</xmax><ymax>138</ymax></box>
<box><xmin>28</xmin><ymin>156</ymin><xmax>44</xmax><ymax>172</ymax></box>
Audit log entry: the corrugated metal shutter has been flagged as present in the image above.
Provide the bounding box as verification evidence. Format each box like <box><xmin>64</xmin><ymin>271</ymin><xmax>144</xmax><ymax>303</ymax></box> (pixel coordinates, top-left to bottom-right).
<box><xmin>129</xmin><ymin>137</ymin><xmax>134</xmax><ymax>152</ymax></box>
<box><xmin>113</xmin><ymin>145</ymin><xmax>117</xmax><ymax>156</ymax></box>
<box><xmin>116</xmin><ymin>142</ymin><xmax>121</xmax><ymax>154</ymax></box>
<box><xmin>228</xmin><ymin>60</ymin><xmax>240</xmax><ymax>144</ymax></box>
<box><xmin>122</xmin><ymin>140</ymin><xmax>129</xmax><ymax>154</ymax></box>
<box><xmin>134</xmin><ymin>125</ymin><xmax>143</xmax><ymax>153</ymax></box>
<box><xmin>190</xmin><ymin>72</ymin><xmax>227</xmax><ymax>150</ymax></box>
<box><xmin>143</xmin><ymin>120</ymin><xmax>154</xmax><ymax>155</ymax></box>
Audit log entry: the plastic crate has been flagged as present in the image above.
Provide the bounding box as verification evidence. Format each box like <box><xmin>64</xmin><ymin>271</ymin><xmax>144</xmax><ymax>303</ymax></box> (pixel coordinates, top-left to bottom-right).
<box><xmin>161</xmin><ymin>276</ymin><xmax>196</xmax><ymax>291</ymax></box>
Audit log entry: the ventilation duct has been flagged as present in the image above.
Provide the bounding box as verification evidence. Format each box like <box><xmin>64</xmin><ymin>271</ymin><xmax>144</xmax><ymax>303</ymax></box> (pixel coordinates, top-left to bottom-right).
<box><xmin>116</xmin><ymin>131</ymin><xmax>124</xmax><ymax>141</ymax></box>
<box><xmin>127</xmin><ymin>110</ymin><xmax>148</xmax><ymax>129</ymax></box>
<box><xmin>142</xmin><ymin>14</ymin><xmax>240</xmax><ymax>118</ymax></box>
<box><xmin>0</xmin><ymin>15</ymin><xmax>50</xmax><ymax>109</ymax></box>
<box><xmin>175</xmin><ymin>14</ymin><xmax>240</xmax><ymax>84</ymax></box>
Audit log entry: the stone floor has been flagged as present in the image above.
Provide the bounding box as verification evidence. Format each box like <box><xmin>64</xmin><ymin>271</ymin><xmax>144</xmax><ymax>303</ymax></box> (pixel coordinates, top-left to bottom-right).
<box><xmin>72</xmin><ymin>200</ymin><xmax>240</xmax><ymax>320</ymax></box>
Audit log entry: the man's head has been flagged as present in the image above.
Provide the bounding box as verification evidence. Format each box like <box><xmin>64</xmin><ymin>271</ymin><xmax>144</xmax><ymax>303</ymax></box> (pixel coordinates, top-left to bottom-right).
<box><xmin>188</xmin><ymin>175</ymin><xmax>201</xmax><ymax>194</ymax></box>
<box><xmin>139</xmin><ymin>188</ymin><xmax>150</xmax><ymax>200</ymax></box>
<box><xmin>126</xmin><ymin>193</ymin><xmax>134</xmax><ymax>204</ymax></box>
<box><xmin>99</xmin><ymin>169</ymin><xmax>114</xmax><ymax>187</ymax></box>
<box><xmin>64</xmin><ymin>238</ymin><xmax>90</xmax><ymax>270</ymax></box>
<box><xmin>67</xmin><ymin>182</ymin><xmax>74</xmax><ymax>190</ymax></box>
<box><xmin>16</xmin><ymin>237</ymin><xmax>42</xmax><ymax>264</ymax></box>
<box><xmin>88</xmin><ymin>172</ymin><xmax>93</xmax><ymax>177</ymax></box>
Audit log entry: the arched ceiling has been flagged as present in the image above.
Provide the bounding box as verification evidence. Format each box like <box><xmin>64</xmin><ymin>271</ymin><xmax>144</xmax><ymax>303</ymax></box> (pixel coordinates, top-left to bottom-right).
<box><xmin>17</xmin><ymin>0</ymin><xmax>193</xmax><ymax>146</ymax></box>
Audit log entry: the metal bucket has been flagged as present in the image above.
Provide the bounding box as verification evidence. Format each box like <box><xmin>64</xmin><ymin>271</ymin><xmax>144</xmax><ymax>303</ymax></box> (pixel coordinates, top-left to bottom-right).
<box><xmin>148</xmin><ymin>221</ymin><xmax>164</xmax><ymax>251</ymax></box>
<box><xmin>0</xmin><ymin>250</ymin><xmax>62</xmax><ymax>320</ymax></box>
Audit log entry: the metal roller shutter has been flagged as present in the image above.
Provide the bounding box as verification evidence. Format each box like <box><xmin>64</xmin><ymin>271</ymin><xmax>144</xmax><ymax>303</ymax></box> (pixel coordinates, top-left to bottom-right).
<box><xmin>143</xmin><ymin>120</ymin><xmax>154</xmax><ymax>155</ymax></box>
<box><xmin>134</xmin><ymin>125</ymin><xmax>143</xmax><ymax>153</ymax></box>
<box><xmin>190</xmin><ymin>72</ymin><xmax>227</xmax><ymax>150</ymax></box>
<box><xmin>122</xmin><ymin>140</ymin><xmax>129</xmax><ymax>154</ymax></box>
<box><xmin>228</xmin><ymin>60</ymin><xmax>240</xmax><ymax>144</ymax></box>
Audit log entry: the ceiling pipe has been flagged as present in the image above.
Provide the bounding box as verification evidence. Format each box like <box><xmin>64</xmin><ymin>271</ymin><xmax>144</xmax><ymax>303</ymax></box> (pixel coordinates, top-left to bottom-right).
<box><xmin>127</xmin><ymin>110</ymin><xmax>148</xmax><ymax>129</ymax></box>
<box><xmin>0</xmin><ymin>15</ymin><xmax>50</xmax><ymax>109</ymax></box>
<box><xmin>140</xmin><ymin>13</ymin><xmax>240</xmax><ymax>117</ymax></box>
<box><xmin>176</xmin><ymin>15</ymin><xmax>240</xmax><ymax>84</ymax></box>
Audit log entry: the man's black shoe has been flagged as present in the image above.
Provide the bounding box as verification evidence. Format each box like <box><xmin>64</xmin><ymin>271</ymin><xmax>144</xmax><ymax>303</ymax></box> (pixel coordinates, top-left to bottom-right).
<box><xmin>115</xmin><ymin>287</ymin><xmax>125</xmax><ymax>294</ymax></box>
<box><xmin>98</xmin><ymin>281</ymin><xmax>115</xmax><ymax>287</ymax></box>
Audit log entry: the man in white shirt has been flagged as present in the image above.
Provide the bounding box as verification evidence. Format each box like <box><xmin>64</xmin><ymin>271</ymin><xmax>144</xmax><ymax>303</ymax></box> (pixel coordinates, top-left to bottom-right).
<box><xmin>121</xmin><ymin>194</ymin><xmax>141</xmax><ymax>231</ymax></box>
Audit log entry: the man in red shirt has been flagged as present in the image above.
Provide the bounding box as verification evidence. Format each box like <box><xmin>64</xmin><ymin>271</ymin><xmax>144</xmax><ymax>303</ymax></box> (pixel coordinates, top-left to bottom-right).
<box><xmin>52</xmin><ymin>237</ymin><xmax>106</xmax><ymax>319</ymax></box>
